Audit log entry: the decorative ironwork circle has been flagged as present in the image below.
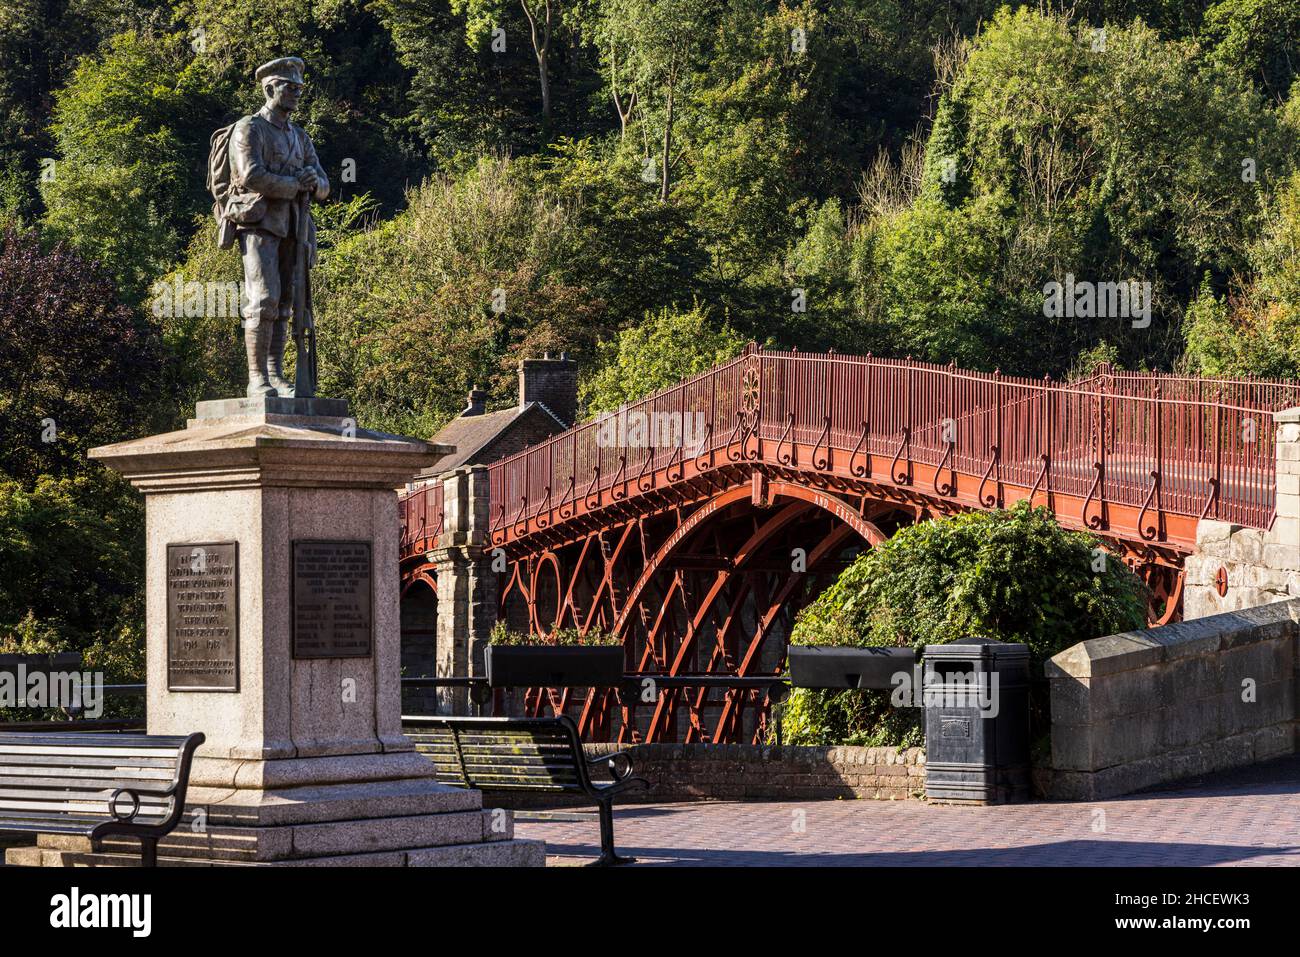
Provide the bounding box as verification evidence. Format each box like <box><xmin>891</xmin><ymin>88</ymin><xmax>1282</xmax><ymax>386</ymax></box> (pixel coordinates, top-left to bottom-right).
<box><xmin>109</xmin><ymin>788</ymin><xmax>140</xmax><ymax>822</ymax></box>
<box><xmin>741</xmin><ymin>363</ymin><xmax>760</xmax><ymax>424</ymax></box>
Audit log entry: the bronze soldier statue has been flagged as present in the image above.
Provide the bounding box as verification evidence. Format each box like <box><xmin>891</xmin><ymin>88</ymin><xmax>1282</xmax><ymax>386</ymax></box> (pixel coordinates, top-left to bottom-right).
<box><xmin>212</xmin><ymin>56</ymin><xmax>329</xmax><ymax>398</ymax></box>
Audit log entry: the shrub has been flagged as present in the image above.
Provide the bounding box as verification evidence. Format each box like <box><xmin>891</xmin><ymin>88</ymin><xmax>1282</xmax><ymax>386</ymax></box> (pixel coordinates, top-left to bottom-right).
<box><xmin>488</xmin><ymin>622</ymin><xmax>621</xmax><ymax>647</ymax></box>
<box><xmin>781</xmin><ymin>502</ymin><xmax>1147</xmax><ymax>748</ymax></box>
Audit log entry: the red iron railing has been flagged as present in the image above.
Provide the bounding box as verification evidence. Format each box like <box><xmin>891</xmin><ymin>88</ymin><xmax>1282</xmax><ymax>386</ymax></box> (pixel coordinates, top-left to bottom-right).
<box><xmin>399</xmin><ymin>478</ymin><xmax>443</xmax><ymax>564</ymax></box>
<box><xmin>398</xmin><ymin>348</ymin><xmax>1300</xmax><ymax>559</ymax></box>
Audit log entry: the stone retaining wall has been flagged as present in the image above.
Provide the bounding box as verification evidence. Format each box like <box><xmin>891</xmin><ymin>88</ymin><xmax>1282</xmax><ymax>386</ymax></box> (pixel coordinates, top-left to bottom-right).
<box><xmin>1184</xmin><ymin>518</ymin><xmax>1300</xmax><ymax>620</ymax></box>
<box><xmin>476</xmin><ymin>743</ymin><xmax>926</xmax><ymax>808</ymax></box>
<box><xmin>1184</xmin><ymin>408</ymin><xmax>1300</xmax><ymax>620</ymax></box>
<box><xmin>1042</xmin><ymin>599</ymin><xmax>1299</xmax><ymax>800</ymax></box>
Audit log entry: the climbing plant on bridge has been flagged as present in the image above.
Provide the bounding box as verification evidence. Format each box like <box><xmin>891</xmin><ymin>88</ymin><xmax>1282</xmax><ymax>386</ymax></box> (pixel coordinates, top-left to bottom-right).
<box><xmin>780</xmin><ymin>503</ymin><xmax>1148</xmax><ymax>748</ymax></box>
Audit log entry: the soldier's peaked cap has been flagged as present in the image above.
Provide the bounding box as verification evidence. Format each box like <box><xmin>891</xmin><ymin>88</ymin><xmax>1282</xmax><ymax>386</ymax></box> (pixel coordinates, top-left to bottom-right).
<box><xmin>255</xmin><ymin>56</ymin><xmax>305</xmax><ymax>86</ymax></box>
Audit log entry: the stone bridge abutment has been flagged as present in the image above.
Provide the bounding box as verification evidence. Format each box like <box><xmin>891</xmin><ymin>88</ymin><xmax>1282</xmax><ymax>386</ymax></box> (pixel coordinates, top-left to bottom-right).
<box><xmin>1186</xmin><ymin>408</ymin><xmax>1300</xmax><ymax>619</ymax></box>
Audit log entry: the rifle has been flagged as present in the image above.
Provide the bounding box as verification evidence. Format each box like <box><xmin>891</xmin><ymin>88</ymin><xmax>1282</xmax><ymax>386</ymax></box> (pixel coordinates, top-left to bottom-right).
<box><xmin>293</xmin><ymin>187</ymin><xmax>318</xmax><ymax>399</ymax></box>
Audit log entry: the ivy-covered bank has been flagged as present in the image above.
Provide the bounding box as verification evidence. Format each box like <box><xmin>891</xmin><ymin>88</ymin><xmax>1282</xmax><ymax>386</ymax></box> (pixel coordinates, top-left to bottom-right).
<box><xmin>780</xmin><ymin>503</ymin><xmax>1148</xmax><ymax>749</ymax></box>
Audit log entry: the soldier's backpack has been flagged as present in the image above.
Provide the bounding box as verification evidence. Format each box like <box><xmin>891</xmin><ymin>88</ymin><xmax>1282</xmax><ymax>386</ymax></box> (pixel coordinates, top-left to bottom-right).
<box><xmin>207</xmin><ymin>123</ymin><xmax>238</xmax><ymax>249</ymax></box>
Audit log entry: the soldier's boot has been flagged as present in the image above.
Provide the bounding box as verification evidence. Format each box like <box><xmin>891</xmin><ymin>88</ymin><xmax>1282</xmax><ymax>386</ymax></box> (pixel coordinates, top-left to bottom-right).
<box><xmin>267</xmin><ymin>320</ymin><xmax>295</xmax><ymax>397</ymax></box>
<box><xmin>245</xmin><ymin>318</ymin><xmax>276</xmax><ymax>398</ymax></box>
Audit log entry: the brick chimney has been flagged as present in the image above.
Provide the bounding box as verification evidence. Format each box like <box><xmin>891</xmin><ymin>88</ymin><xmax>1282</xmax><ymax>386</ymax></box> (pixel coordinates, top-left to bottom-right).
<box><xmin>518</xmin><ymin>352</ymin><xmax>578</xmax><ymax>427</ymax></box>
<box><xmin>462</xmin><ymin>386</ymin><xmax>487</xmax><ymax>416</ymax></box>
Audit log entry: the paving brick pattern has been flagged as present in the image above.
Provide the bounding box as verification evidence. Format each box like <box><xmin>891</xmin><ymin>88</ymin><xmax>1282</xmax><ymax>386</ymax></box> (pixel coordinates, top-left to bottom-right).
<box><xmin>515</xmin><ymin>756</ymin><xmax>1300</xmax><ymax>866</ymax></box>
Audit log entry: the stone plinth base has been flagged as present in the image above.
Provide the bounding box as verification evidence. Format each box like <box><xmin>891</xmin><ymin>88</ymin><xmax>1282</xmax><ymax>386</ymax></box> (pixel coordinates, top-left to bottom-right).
<box><xmin>3</xmin><ymin>774</ymin><xmax>545</xmax><ymax>867</ymax></box>
<box><xmin>74</xmin><ymin>399</ymin><xmax>536</xmax><ymax>867</ymax></box>
<box><xmin>7</xmin><ymin>840</ymin><xmax>544</xmax><ymax>868</ymax></box>
<box><xmin>192</xmin><ymin>395</ymin><xmax>351</xmax><ymax>422</ymax></box>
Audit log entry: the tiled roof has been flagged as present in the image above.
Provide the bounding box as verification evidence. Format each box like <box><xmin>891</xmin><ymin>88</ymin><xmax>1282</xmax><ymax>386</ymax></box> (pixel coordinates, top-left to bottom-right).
<box><xmin>419</xmin><ymin>402</ymin><xmax>567</xmax><ymax>476</ymax></box>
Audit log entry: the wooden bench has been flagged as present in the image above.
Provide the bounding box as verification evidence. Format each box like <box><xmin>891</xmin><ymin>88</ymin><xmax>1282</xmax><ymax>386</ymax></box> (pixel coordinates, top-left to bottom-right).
<box><xmin>0</xmin><ymin>731</ymin><xmax>205</xmax><ymax>866</ymax></box>
<box><xmin>403</xmin><ymin>715</ymin><xmax>646</xmax><ymax>866</ymax></box>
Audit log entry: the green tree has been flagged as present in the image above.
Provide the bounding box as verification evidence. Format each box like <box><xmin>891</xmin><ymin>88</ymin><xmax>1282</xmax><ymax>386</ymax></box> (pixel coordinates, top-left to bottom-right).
<box><xmin>315</xmin><ymin>156</ymin><xmax>600</xmax><ymax>436</ymax></box>
<box><xmin>449</xmin><ymin>0</ymin><xmax>564</xmax><ymax>127</ymax></box>
<box><xmin>535</xmin><ymin>135</ymin><xmax>711</xmax><ymax>330</ymax></box>
<box><xmin>592</xmin><ymin>0</ymin><xmax>715</xmax><ymax>202</ymax></box>
<box><xmin>39</xmin><ymin>29</ymin><xmax>231</xmax><ymax>302</ymax></box>
<box><xmin>0</xmin><ymin>224</ymin><xmax>163</xmax><ymax>483</ymax></box>
<box><xmin>580</xmin><ymin>302</ymin><xmax>748</xmax><ymax>412</ymax></box>
<box><xmin>1204</xmin><ymin>0</ymin><xmax>1300</xmax><ymax>101</ymax></box>
<box><xmin>854</xmin><ymin>192</ymin><xmax>1028</xmax><ymax>369</ymax></box>
<box><xmin>841</xmin><ymin>7</ymin><xmax>1288</xmax><ymax>375</ymax></box>
<box><xmin>378</xmin><ymin>0</ymin><xmax>605</xmax><ymax>164</ymax></box>
<box><xmin>0</xmin><ymin>474</ymin><xmax>145</xmax><ymax>679</ymax></box>
<box><xmin>0</xmin><ymin>0</ymin><xmax>171</xmax><ymax>221</ymax></box>
<box><xmin>1181</xmin><ymin>170</ymin><xmax>1300</xmax><ymax>377</ymax></box>
<box><xmin>181</xmin><ymin>0</ymin><xmax>430</xmax><ymax>211</ymax></box>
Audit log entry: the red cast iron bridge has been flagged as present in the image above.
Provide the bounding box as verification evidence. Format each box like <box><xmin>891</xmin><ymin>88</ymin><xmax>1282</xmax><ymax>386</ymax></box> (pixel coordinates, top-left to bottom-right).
<box><xmin>399</xmin><ymin>346</ymin><xmax>1300</xmax><ymax>745</ymax></box>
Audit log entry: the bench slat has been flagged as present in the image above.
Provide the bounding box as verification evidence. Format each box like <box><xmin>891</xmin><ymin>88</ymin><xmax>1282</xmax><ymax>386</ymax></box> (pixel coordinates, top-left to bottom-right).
<box><xmin>421</xmin><ymin>754</ymin><xmax>578</xmax><ymax>773</ymax></box>
<box><xmin>0</xmin><ymin>782</ymin><xmax>173</xmax><ymax>799</ymax></box>
<box><xmin>0</xmin><ymin>764</ymin><xmax>175</xmax><ymax>781</ymax></box>
<box><xmin>448</xmin><ymin>764</ymin><xmax>579</xmax><ymax>780</ymax></box>
<box><xmin>0</xmin><ymin>733</ymin><xmax>191</xmax><ymax>748</ymax></box>
<box><xmin>423</xmin><ymin>758</ymin><xmax>579</xmax><ymax>774</ymax></box>
<box><xmin>0</xmin><ymin>780</ymin><xmax>174</xmax><ymax>798</ymax></box>
<box><xmin>0</xmin><ymin>744</ymin><xmax>184</xmax><ymax>760</ymax></box>
<box><xmin>0</xmin><ymin>752</ymin><xmax>179</xmax><ymax>768</ymax></box>
<box><xmin>0</xmin><ymin>804</ymin><xmax>169</xmax><ymax>822</ymax></box>
<box><xmin>440</xmin><ymin>768</ymin><xmax>580</xmax><ymax>782</ymax></box>
<box><xmin>416</xmin><ymin>754</ymin><xmax>579</xmax><ymax>775</ymax></box>
<box><xmin>0</xmin><ymin>794</ymin><xmax>171</xmax><ymax>813</ymax></box>
<box><xmin>428</xmin><ymin>768</ymin><xmax>574</xmax><ymax>787</ymax></box>
<box><xmin>410</xmin><ymin>740</ymin><xmax>575</xmax><ymax>756</ymax></box>
<box><xmin>0</xmin><ymin>820</ymin><xmax>103</xmax><ymax>835</ymax></box>
<box><xmin>441</xmin><ymin>736</ymin><xmax>571</xmax><ymax>747</ymax></box>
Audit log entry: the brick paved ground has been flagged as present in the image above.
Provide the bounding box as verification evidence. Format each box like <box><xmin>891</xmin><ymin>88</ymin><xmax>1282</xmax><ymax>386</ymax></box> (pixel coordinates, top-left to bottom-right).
<box><xmin>514</xmin><ymin>755</ymin><xmax>1300</xmax><ymax>866</ymax></box>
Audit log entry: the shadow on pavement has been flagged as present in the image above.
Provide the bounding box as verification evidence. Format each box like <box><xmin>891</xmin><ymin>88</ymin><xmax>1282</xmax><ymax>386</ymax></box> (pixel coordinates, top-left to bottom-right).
<box><xmin>537</xmin><ymin>839</ymin><xmax>1300</xmax><ymax>867</ymax></box>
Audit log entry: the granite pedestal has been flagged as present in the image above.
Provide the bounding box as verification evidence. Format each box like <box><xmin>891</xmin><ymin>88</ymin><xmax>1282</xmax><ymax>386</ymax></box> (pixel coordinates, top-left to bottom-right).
<box><xmin>5</xmin><ymin>397</ymin><xmax>544</xmax><ymax>866</ymax></box>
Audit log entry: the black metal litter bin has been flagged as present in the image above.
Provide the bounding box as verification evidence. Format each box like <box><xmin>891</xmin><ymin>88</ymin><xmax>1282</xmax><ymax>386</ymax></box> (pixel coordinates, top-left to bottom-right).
<box><xmin>922</xmin><ymin>638</ymin><xmax>1029</xmax><ymax>804</ymax></box>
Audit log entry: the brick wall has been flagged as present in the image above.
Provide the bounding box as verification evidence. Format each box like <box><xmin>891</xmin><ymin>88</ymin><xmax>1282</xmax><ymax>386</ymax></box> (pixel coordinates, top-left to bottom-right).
<box><xmin>518</xmin><ymin>356</ymin><xmax>578</xmax><ymax>427</ymax></box>
<box><xmin>473</xmin><ymin>743</ymin><xmax>926</xmax><ymax>807</ymax></box>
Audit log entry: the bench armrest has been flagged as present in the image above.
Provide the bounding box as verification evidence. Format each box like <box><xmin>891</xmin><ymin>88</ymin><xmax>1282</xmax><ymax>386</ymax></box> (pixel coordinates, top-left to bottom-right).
<box><xmin>588</xmin><ymin>751</ymin><xmax>637</xmax><ymax>782</ymax></box>
<box><xmin>106</xmin><ymin>784</ymin><xmax>179</xmax><ymax>824</ymax></box>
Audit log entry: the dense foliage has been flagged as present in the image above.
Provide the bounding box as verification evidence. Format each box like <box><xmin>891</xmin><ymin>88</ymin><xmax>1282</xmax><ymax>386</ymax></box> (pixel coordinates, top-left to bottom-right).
<box><xmin>4</xmin><ymin>0</ymin><xmax>1300</xmax><ymax>670</ymax></box>
<box><xmin>781</xmin><ymin>504</ymin><xmax>1148</xmax><ymax>747</ymax></box>
<box><xmin>0</xmin><ymin>475</ymin><xmax>147</xmax><ymax>699</ymax></box>
<box><xmin>0</xmin><ymin>226</ymin><xmax>163</xmax><ymax>484</ymax></box>
<box><xmin>580</xmin><ymin>303</ymin><xmax>749</xmax><ymax>413</ymax></box>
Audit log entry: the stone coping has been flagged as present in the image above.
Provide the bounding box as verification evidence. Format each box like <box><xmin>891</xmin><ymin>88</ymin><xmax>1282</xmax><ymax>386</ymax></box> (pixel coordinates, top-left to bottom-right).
<box><xmin>1046</xmin><ymin>598</ymin><xmax>1300</xmax><ymax>679</ymax></box>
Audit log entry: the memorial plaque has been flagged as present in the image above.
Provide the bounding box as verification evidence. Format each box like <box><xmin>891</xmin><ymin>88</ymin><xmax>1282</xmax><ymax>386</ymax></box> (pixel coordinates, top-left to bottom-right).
<box><xmin>292</xmin><ymin>540</ymin><xmax>373</xmax><ymax>658</ymax></box>
<box><xmin>166</xmin><ymin>542</ymin><xmax>239</xmax><ymax>692</ymax></box>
